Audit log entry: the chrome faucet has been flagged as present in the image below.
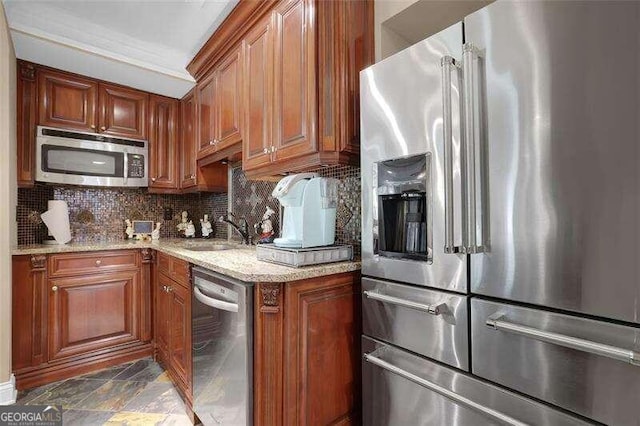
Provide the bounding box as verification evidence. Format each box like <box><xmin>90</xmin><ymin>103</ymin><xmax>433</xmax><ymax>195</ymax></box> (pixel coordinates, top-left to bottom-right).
<box><xmin>218</xmin><ymin>213</ymin><xmax>252</xmax><ymax>245</ymax></box>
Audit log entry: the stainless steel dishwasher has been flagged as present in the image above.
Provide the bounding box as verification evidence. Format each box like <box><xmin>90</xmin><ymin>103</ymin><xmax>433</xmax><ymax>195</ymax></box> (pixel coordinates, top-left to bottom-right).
<box><xmin>191</xmin><ymin>267</ymin><xmax>253</xmax><ymax>426</ymax></box>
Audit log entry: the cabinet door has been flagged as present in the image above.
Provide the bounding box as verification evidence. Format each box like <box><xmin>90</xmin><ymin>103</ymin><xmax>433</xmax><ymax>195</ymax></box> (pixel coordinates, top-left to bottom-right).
<box><xmin>156</xmin><ymin>273</ymin><xmax>172</xmax><ymax>365</ymax></box>
<box><xmin>197</xmin><ymin>73</ymin><xmax>217</xmax><ymax>158</ymax></box>
<box><xmin>38</xmin><ymin>69</ymin><xmax>97</xmax><ymax>132</ymax></box>
<box><xmin>216</xmin><ymin>46</ymin><xmax>243</xmax><ymax>151</ymax></box>
<box><xmin>12</xmin><ymin>255</ymin><xmax>48</xmax><ymax>371</ymax></box>
<box><xmin>48</xmin><ymin>270</ymin><xmax>140</xmax><ymax>361</ymax></box>
<box><xmin>149</xmin><ymin>95</ymin><xmax>179</xmax><ymax>191</ymax></box>
<box><xmin>242</xmin><ymin>17</ymin><xmax>274</xmax><ymax>171</ymax></box>
<box><xmin>272</xmin><ymin>0</ymin><xmax>317</xmax><ymax>162</ymax></box>
<box><xmin>180</xmin><ymin>90</ymin><xmax>198</xmax><ymax>188</ymax></box>
<box><xmin>283</xmin><ymin>273</ymin><xmax>359</xmax><ymax>425</ymax></box>
<box><xmin>169</xmin><ymin>282</ymin><xmax>191</xmax><ymax>392</ymax></box>
<box><xmin>98</xmin><ymin>83</ymin><xmax>148</xmax><ymax>140</ymax></box>
<box><xmin>17</xmin><ymin>62</ymin><xmax>37</xmax><ymax>188</ymax></box>
<box><xmin>340</xmin><ymin>0</ymin><xmax>373</xmax><ymax>155</ymax></box>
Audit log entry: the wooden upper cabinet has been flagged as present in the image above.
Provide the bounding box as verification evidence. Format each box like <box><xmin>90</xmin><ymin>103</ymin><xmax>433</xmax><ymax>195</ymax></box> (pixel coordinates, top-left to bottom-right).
<box><xmin>243</xmin><ymin>17</ymin><xmax>274</xmax><ymax>171</ymax></box>
<box><xmin>36</xmin><ymin>67</ymin><xmax>150</xmax><ymax>141</ymax></box>
<box><xmin>216</xmin><ymin>46</ymin><xmax>243</xmax><ymax>151</ymax></box>
<box><xmin>272</xmin><ymin>0</ymin><xmax>316</xmax><ymax>162</ymax></box>
<box><xmin>38</xmin><ymin>69</ymin><xmax>98</xmax><ymax>132</ymax></box>
<box><xmin>17</xmin><ymin>61</ymin><xmax>37</xmax><ymax>188</ymax></box>
<box><xmin>99</xmin><ymin>83</ymin><xmax>148</xmax><ymax>140</ymax></box>
<box><xmin>148</xmin><ymin>95</ymin><xmax>180</xmax><ymax>192</ymax></box>
<box><xmin>197</xmin><ymin>73</ymin><xmax>217</xmax><ymax>158</ymax></box>
<box><xmin>180</xmin><ymin>89</ymin><xmax>198</xmax><ymax>189</ymax></box>
<box><xmin>197</xmin><ymin>44</ymin><xmax>243</xmax><ymax>162</ymax></box>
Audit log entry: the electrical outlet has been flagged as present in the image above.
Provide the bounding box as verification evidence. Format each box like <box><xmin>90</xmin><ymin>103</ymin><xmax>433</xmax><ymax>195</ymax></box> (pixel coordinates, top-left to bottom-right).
<box><xmin>163</xmin><ymin>207</ymin><xmax>173</xmax><ymax>221</ymax></box>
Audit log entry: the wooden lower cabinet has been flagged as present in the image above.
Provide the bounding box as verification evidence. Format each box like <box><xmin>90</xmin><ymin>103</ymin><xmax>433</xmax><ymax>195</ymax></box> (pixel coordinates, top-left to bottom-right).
<box><xmin>154</xmin><ymin>256</ymin><xmax>193</xmax><ymax>404</ymax></box>
<box><xmin>12</xmin><ymin>250</ymin><xmax>153</xmax><ymax>390</ymax></box>
<box><xmin>254</xmin><ymin>271</ymin><xmax>361</xmax><ymax>426</ymax></box>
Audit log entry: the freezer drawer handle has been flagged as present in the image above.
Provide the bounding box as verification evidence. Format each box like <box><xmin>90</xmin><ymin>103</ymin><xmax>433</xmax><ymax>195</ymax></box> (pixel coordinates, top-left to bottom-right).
<box><xmin>486</xmin><ymin>314</ymin><xmax>640</xmax><ymax>366</ymax></box>
<box><xmin>194</xmin><ymin>285</ymin><xmax>239</xmax><ymax>313</ymax></box>
<box><xmin>364</xmin><ymin>290</ymin><xmax>447</xmax><ymax>315</ymax></box>
<box><xmin>364</xmin><ymin>351</ymin><xmax>529</xmax><ymax>426</ymax></box>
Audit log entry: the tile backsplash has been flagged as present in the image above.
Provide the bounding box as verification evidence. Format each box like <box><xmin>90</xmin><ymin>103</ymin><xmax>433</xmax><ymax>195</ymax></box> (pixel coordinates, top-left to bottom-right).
<box><xmin>17</xmin><ymin>165</ymin><xmax>361</xmax><ymax>256</ymax></box>
<box><xmin>229</xmin><ymin>165</ymin><xmax>361</xmax><ymax>256</ymax></box>
<box><xmin>18</xmin><ymin>185</ymin><xmax>228</xmax><ymax>244</ymax></box>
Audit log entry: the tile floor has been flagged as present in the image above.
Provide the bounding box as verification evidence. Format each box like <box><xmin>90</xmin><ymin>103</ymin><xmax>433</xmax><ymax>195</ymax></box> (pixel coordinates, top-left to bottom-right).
<box><xmin>13</xmin><ymin>358</ymin><xmax>193</xmax><ymax>425</ymax></box>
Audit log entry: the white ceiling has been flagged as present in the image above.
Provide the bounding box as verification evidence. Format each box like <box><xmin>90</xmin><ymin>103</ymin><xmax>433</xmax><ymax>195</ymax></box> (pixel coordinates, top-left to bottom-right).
<box><xmin>3</xmin><ymin>0</ymin><xmax>238</xmax><ymax>98</ymax></box>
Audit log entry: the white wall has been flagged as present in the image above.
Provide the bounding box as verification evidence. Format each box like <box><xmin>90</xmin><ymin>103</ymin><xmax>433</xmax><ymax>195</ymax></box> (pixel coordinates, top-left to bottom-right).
<box><xmin>374</xmin><ymin>0</ymin><xmax>420</xmax><ymax>61</ymax></box>
<box><xmin>0</xmin><ymin>1</ymin><xmax>17</xmax><ymax>394</ymax></box>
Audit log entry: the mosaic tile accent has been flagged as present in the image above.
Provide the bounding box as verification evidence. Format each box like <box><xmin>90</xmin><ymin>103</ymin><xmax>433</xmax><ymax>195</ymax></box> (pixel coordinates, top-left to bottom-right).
<box><xmin>17</xmin><ymin>165</ymin><xmax>362</xmax><ymax>257</ymax></box>
<box><xmin>17</xmin><ymin>185</ymin><xmax>228</xmax><ymax>245</ymax></box>
<box><xmin>230</xmin><ymin>165</ymin><xmax>361</xmax><ymax>256</ymax></box>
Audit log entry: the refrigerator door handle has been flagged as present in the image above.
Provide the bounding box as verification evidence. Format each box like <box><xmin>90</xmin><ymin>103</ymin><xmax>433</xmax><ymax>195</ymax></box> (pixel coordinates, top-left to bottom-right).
<box><xmin>363</xmin><ymin>290</ymin><xmax>448</xmax><ymax>315</ymax></box>
<box><xmin>462</xmin><ymin>43</ymin><xmax>485</xmax><ymax>254</ymax></box>
<box><xmin>441</xmin><ymin>56</ymin><xmax>463</xmax><ymax>254</ymax></box>
<box><xmin>486</xmin><ymin>313</ymin><xmax>640</xmax><ymax>366</ymax></box>
<box><xmin>363</xmin><ymin>350</ymin><xmax>529</xmax><ymax>426</ymax></box>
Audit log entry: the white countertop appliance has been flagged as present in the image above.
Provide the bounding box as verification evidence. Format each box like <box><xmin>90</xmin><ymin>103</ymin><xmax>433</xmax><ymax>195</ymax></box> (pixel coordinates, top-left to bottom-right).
<box><xmin>272</xmin><ymin>173</ymin><xmax>338</xmax><ymax>248</ymax></box>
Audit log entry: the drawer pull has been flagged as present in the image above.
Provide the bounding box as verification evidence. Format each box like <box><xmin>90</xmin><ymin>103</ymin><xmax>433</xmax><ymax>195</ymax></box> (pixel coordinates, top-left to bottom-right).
<box><xmin>364</xmin><ymin>290</ymin><xmax>447</xmax><ymax>315</ymax></box>
<box><xmin>51</xmin><ymin>285</ymin><xmax>58</xmax><ymax>292</ymax></box>
<box><xmin>486</xmin><ymin>314</ymin><xmax>640</xmax><ymax>366</ymax></box>
<box><xmin>364</xmin><ymin>350</ymin><xmax>528</xmax><ymax>426</ymax></box>
<box><xmin>95</xmin><ymin>260</ymin><xmax>102</xmax><ymax>266</ymax></box>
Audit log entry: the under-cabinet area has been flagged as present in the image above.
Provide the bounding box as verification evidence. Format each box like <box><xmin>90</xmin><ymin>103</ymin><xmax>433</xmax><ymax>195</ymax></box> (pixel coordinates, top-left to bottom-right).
<box><xmin>11</xmin><ymin>242</ymin><xmax>361</xmax><ymax>425</ymax></box>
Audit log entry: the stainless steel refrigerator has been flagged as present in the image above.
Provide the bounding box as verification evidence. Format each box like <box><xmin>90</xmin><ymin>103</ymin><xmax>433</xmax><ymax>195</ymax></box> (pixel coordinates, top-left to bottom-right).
<box><xmin>360</xmin><ymin>1</ymin><xmax>640</xmax><ymax>425</ymax></box>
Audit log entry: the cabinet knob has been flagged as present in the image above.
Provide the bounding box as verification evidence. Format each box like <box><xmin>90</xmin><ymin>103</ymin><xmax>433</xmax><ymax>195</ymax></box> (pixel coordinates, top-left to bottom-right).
<box><xmin>90</xmin><ymin>124</ymin><xmax>96</xmax><ymax>130</ymax></box>
<box><xmin>190</xmin><ymin>174</ymin><xmax>195</xmax><ymax>179</ymax></box>
<box><xmin>162</xmin><ymin>285</ymin><xmax>168</xmax><ymax>292</ymax></box>
<box><xmin>263</xmin><ymin>148</ymin><xmax>269</xmax><ymax>154</ymax></box>
<box><xmin>151</xmin><ymin>177</ymin><xmax>156</xmax><ymax>182</ymax></box>
<box><xmin>100</xmin><ymin>126</ymin><xmax>106</xmax><ymax>131</ymax></box>
<box><xmin>209</xmin><ymin>140</ymin><xmax>214</xmax><ymax>145</ymax></box>
<box><xmin>167</xmin><ymin>286</ymin><xmax>173</xmax><ymax>293</ymax></box>
<box><xmin>51</xmin><ymin>285</ymin><xmax>58</xmax><ymax>292</ymax></box>
<box><xmin>95</xmin><ymin>260</ymin><xmax>102</xmax><ymax>266</ymax></box>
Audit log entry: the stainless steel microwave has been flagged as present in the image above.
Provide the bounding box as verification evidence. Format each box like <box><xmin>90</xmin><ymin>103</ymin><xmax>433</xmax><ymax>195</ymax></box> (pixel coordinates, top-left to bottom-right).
<box><xmin>35</xmin><ymin>126</ymin><xmax>148</xmax><ymax>187</ymax></box>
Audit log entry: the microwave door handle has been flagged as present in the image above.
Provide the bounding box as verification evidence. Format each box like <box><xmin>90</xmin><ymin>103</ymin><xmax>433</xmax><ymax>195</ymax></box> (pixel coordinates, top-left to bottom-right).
<box><xmin>363</xmin><ymin>350</ymin><xmax>529</xmax><ymax>426</ymax></box>
<box><xmin>123</xmin><ymin>151</ymin><xmax>128</xmax><ymax>185</ymax></box>
<box><xmin>486</xmin><ymin>314</ymin><xmax>640</xmax><ymax>366</ymax></box>
<box><xmin>194</xmin><ymin>286</ymin><xmax>239</xmax><ymax>313</ymax></box>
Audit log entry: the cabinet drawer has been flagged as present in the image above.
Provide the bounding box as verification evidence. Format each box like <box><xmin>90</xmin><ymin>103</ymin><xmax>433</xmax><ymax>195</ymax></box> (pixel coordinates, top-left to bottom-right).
<box><xmin>157</xmin><ymin>252</ymin><xmax>190</xmax><ymax>288</ymax></box>
<box><xmin>49</xmin><ymin>250</ymin><xmax>139</xmax><ymax>277</ymax></box>
<box><xmin>363</xmin><ymin>277</ymin><xmax>469</xmax><ymax>370</ymax></box>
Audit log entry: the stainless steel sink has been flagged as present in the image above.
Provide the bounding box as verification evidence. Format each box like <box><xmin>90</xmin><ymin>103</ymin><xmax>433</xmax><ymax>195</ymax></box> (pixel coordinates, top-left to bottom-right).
<box><xmin>182</xmin><ymin>244</ymin><xmax>236</xmax><ymax>252</ymax></box>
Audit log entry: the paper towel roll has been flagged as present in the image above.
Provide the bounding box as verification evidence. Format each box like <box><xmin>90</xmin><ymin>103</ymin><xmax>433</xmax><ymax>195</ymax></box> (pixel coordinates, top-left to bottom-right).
<box><xmin>41</xmin><ymin>200</ymin><xmax>72</xmax><ymax>244</ymax></box>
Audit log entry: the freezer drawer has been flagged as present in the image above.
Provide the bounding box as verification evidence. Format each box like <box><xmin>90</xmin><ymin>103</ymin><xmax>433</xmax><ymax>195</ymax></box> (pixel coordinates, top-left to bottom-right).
<box><xmin>362</xmin><ymin>336</ymin><xmax>590</xmax><ymax>426</ymax></box>
<box><xmin>362</xmin><ymin>277</ymin><xmax>469</xmax><ymax>370</ymax></box>
<box><xmin>472</xmin><ymin>298</ymin><xmax>640</xmax><ymax>425</ymax></box>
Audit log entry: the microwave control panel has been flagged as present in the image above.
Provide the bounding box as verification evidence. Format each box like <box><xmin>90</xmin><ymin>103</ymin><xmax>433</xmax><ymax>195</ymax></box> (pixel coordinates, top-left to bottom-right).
<box><xmin>127</xmin><ymin>154</ymin><xmax>145</xmax><ymax>178</ymax></box>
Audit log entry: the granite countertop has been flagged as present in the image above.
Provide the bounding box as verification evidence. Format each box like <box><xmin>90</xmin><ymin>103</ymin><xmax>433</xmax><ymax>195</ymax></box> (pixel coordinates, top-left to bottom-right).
<box><xmin>12</xmin><ymin>239</ymin><xmax>361</xmax><ymax>283</ymax></box>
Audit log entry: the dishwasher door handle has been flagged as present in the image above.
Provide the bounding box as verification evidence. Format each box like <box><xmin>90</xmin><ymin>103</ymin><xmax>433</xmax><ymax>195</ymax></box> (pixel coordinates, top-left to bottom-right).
<box><xmin>194</xmin><ymin>286</ymin><xmax>239</xmax><ymax>313</ymax></box>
